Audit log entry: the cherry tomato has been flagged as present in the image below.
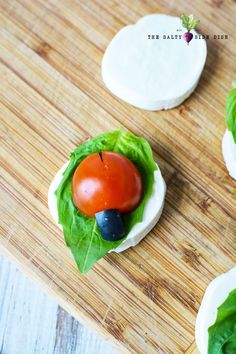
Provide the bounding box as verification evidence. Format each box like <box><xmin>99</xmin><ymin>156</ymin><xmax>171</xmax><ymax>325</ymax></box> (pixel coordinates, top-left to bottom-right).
<box><xmin>72</xmin><ymin>151</ymin><xmax>143</xmax><ymax>217</ymax></box>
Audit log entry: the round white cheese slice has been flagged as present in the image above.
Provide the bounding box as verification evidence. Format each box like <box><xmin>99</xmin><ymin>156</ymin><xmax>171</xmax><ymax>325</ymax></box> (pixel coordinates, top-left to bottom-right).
<box><xmin>102</xmin><ymin>14</ymin><xmax>207</xmax><ymax>111</ymax></box>
<box><xmin>222</xmin><ymin>129</ymin><xmax>236</xmax><ymax>180</ymax></box>
<box><xmin>195</xmin><ymin>267</ymin><xmax>236</xmax><ymax>354</ymax></box>
<box><xmin>48</xmin><ymin>161</ymin><xmax>166</xmax><ymax>252</ymax></box>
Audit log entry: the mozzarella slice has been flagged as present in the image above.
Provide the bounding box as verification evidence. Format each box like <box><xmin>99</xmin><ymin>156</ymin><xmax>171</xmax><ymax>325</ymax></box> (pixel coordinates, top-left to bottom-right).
<box><xmin>222</xmin><ymin>129</ymin><xmax>236</xmax><ymax>180</ymax></box>
<box><xmin>102</xmin><ymin>14</ymin><xmax>207</xmax><ymax>111</ymax></box>
<box><xmin>195</xmin><ymin>267</ymin><xmax>236</xmax><ymax>354</ymax></box>
<box><xmin>48</xmin><ymin>161</ymin><xmax>69</xmax><ymax>227</ymax></box>
<box><xmin>48</xmin><ymin>161</ymin><xmax>166</xmax><ymax>252</ymax></box>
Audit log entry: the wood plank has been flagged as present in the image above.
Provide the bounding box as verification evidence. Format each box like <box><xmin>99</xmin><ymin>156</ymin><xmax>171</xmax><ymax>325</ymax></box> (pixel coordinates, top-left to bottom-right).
<box><xmin>0</xmin><ymin>255</ymin><xmax>118</xmax><ymax>354</ymax></box>
<box><xmin>0</xmin><ymin>0</ymin><xmax>235</xmax><ymax>353</ymax></box>
<box><xmin>0</xmin><ymin>254</ymin><xmax>58</xmax><ymax>354</ymax></box>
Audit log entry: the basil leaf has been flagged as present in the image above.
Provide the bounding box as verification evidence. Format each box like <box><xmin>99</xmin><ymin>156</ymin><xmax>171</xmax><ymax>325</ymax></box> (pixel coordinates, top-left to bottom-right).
<box><xmin>208</xmin><ymin>289</ymin><xmax>236</xmax><ymax>354</ymax></box>
<box><xmin>55</xmin><ymin>130</ymin><xmax>157</xmax><ymax>273</ymax></box>
<box><xmin>226</xmin><ymin>88</ymin><xmax>236</xmax><ymax>144</ymax></box>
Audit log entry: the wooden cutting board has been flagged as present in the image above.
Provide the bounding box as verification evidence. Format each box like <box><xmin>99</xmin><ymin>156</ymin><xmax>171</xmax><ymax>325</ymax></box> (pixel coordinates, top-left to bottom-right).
<box><xmin>0</xmin><ymin>0</ymin><xmax>235</xmax><ymax>353</ymax></box>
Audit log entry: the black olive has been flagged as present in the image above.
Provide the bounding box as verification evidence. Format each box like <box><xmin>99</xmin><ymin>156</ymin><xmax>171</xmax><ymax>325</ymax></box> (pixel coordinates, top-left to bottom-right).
<box><xmin>95</xmin><ymin>209</ymin><xmax>125</xmax><ymax>242</ymax></box>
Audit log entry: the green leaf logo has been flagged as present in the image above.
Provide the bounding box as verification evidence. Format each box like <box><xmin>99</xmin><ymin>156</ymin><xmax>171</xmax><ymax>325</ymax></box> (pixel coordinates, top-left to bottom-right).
<box><xmin>180</xmin><ymin>13</ymin><xmax>200</xmax><ymax>31</ymax></box>
<box><xmin>180</xmin><ymin>14</ymin><xmax>200</xmax><ymax>44</ymax></box>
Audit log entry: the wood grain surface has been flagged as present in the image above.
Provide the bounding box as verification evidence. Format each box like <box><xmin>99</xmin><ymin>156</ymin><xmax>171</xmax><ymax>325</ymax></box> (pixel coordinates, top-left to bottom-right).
<box><xmin>0</xmin><ymin>1</ymin><xmax>235</xmax><ymax>353</ymax></box>
<box><xmin>0</xmin><ymin>255</ymin><xmax>117</xmax><ymax>354</ymax></box>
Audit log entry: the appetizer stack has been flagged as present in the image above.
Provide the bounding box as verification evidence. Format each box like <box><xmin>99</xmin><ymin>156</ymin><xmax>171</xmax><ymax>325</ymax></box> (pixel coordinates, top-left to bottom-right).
<box><xmin>48</xmin><ymin>130</ymin><xmax>166</xmax><ymax>273</ymax></box>
<box><xmin>222</xmin><ymin>82</ymin><xmax>236</xmax><ymax>180</ymax></box>
<box><xmin>196</xmin><ymin>268</ymin><xmax>236</xmax><ymax>354</ymax></box>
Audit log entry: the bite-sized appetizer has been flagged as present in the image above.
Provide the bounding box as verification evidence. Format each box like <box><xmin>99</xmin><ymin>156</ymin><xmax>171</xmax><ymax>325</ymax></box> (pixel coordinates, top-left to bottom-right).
<box><xmin>222</xmin><ymin>81</ymin><xmax>236</xmax><ymax>180</ymax></box>
<box><xmin>195</xmin><ymin>267</ymin><xmax>236</xmax><ymax>354</ymax></box>
<box><xmin>102</xmin><ymin>14</ymin><xmax>207</xmax><ymax>111</ymax></box>
<box><xmin>48</xmin><ymin>130</ymin><xmax>166</xmax><ymax>273</ymax></box>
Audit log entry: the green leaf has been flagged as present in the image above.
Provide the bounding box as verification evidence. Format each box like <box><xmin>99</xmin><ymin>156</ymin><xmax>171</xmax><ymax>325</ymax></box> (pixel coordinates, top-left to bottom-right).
<box><xmin>208</xmin><ymin>289</ymin><xmax>236</xmax><ymax>353</ymax></box>
<box><xmin>226</xmin><ymin>88</ymin><xmax>236</xmax><ymax>143</ymax></box>
<box><xmin>55</xmin><ymin>130</ymin><xmax>157</xmax><ymax>273</ymax></box>
<box><xmin>189</xmin><ymin>19</ymin><xmax>200</xmax><ymax>31</ymax></box>
<box><xmin>180</xmin><ymin>14</ymin><xmax>190</xmax><ymax>30</ymax></box>
<box><xmin>180</xmin><ymin>13</ymin><xmax>200</xmax><ymax>31</ymax></box>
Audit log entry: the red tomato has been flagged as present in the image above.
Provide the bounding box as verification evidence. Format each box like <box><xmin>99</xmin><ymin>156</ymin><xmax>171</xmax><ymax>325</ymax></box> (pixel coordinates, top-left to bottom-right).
<box><xmin>72</xmin><ymin>151</ymin><xmax>143</xmax><ymax>217</ymax></box>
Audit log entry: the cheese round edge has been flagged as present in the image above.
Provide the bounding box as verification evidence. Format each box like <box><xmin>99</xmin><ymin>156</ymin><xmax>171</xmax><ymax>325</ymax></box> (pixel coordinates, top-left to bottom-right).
<box><xmin>48</xmin><ymin>161</ymin><xmax>166</xmax><ymax>252</ymax></box>
<box><xmin>222</xmin><ymin>129</ymin><xmax>236</xmax><ymax>180</ymax></box>
<box><xmin>195</xmin><ymin>267</ymin><xmax>236</xmax><ymax>354</ymax></box>
<box><xmin>112</xmin><ymin>166</ymin><xmax>166</xmax><ymax>252</ymax></box>
<box><xmin>102</xmin><ymin>14</ymin><xmax>207</xmax><ymax>111</ymax></box>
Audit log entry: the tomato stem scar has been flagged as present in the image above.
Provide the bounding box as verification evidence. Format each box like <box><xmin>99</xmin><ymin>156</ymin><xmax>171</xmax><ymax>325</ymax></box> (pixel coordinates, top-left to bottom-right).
<box><xmin>98</xmin><ymin>151</ymin><xmax>103</xmax><ymax>161</ymax></box>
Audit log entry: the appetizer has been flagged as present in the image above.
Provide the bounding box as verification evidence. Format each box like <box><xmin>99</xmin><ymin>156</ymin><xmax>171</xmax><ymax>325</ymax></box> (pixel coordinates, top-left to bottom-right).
<box><xmin>48</xmin><ymin>130</ymin><xmax>166</xmax><ymax>273</ymax></box>
<box><xmin>102</xmin><ymin>14</ymin><xmax>207</xmax><ymax>111</ymax></box>
<box><xmin>195</xmin><ymin>267</ymin><xmax>236</xmax><ymax>354</ymax></box>
<box><xmin>222</xmin><ymin>81</ymin><xmax>236</xmax><ymax>180</ymax></box>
